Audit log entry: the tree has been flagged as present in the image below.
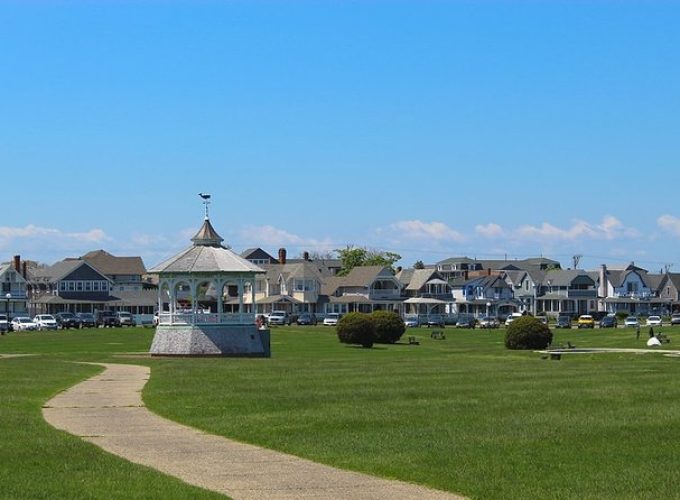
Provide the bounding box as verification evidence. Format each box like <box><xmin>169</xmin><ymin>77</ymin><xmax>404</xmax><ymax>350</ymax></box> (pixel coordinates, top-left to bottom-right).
<box><xmin>504</xmin><ymin>316</ymin><xmax>553</xmax><ymax>350</ymax></box>
<box><xmin>336</xmin><ymin>312</ymin><xmax>377</xmax><ymax>348</ymax></box>
<box><xmin>335</xmin><ymin>246</ymin><xmax>402</xmax><ymax>276</ymax></box>
<box><xmin>413</xmin><ymin>260</ymin><xmax>425</xmax><ymax>269</ymax></box>
<box><xmin>371</xmin><ymin>310</ymin><xmax>405</xmax><ymax>344</ymax></box>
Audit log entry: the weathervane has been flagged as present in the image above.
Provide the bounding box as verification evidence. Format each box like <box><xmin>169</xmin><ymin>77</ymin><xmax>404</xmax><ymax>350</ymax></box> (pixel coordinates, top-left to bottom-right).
<box><xmin>198</xmin><ymin>193</ymin><xmax>211</xmax><ymax>220</ymax></box>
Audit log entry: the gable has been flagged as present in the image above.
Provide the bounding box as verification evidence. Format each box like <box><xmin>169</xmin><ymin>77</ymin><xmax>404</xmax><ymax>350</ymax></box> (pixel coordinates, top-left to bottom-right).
<box><xmin>61</xmin><ymin>262</ymin><xmax>110</xmax><ymax>282</ymax></box>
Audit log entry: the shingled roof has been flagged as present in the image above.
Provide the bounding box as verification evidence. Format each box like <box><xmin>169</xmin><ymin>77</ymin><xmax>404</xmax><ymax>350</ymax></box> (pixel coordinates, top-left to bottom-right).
<box><xmin>149</xmin><ymin>218</ymin><xmax>264</xmax><ymax>274</ymax></box>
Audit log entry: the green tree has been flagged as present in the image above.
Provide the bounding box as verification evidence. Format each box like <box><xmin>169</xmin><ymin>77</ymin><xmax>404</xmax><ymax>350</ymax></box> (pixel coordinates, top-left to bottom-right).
<box><xmin>413</xmin><ymin>260</ymin><xmax>425</xmax><ymax>269</ymax></box>
<box><xmin>371</xmin><ymin>310</ymin><xmax>405</xmax><ymax>344</ymax></box>
<box><xmin>505</xmin><ymin>316</ymin><xmax>553</xmax><ymax>350</ymax></box>
<box><xmin>336</xmin><ymin>312</ymin><xmax>377</xmax><ymax>348</ymax></box>
<box><xmin>335</xmin><ymin>246</ymin><xmax>401</xmax><ymax>276</ymax></box>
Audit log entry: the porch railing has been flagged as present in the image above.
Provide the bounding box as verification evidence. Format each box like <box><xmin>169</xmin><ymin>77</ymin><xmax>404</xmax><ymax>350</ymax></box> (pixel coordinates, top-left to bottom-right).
<box><xmin>158</xmin><ymin>312</ymin><xmax>256</xmax><ymax>326</ymax></box>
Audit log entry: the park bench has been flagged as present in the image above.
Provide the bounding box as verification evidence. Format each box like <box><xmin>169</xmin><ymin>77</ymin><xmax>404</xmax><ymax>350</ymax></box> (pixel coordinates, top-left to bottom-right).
<box><xmin>430</xmin><ymin>330</ymin><xmax>446</xmax><ymax>340</ymax></box>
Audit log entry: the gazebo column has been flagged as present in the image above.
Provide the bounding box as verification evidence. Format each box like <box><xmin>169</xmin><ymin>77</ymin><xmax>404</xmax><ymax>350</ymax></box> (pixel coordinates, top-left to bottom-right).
<box><xmin>238</xmin><ymin>278</ymin><xmax>244</xmax><ymax>316</ymax></box>
<box><xmin>216</xmin><ymin>279</ymin><xmax>224</xmax><ymax>316</ymax></box>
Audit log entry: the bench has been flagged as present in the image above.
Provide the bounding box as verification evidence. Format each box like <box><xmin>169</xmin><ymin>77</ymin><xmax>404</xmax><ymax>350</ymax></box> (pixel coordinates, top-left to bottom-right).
<box><xmin>430</xmin><ymin>330</ymin><xmax>446</xmax><ymax>340</ymax></box>
<box><xmin>408</xmin><ymin>335</ymin><xmax>420</xmax><ymax>345</ymax></box>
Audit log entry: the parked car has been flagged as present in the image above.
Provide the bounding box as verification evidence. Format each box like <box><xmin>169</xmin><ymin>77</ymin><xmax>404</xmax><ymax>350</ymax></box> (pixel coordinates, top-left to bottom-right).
<box><xmin>76</xmin><ymin>312</ymin><xmax>96</xmax><ymax>328</ymax></box>
<box><xmin>296</xmin><ymin>312</ymin><xmax>318</xmax><ymax>325</ymax></box>
<box><xmin>323</xmin><ymin>313</ymin><xmax>341</xmax><ymax>326</ymax></box>
<box><xmin>268</xmin><ymin>310</ymin><xmax>292</xmax><ymax>326</ymax></box>
<box><xmin>577</xmin><ymin>315</ymin><xmax>595</xmax><ymax>329</ymax></box>
<box><xmin>0</xmin><ymin>314</ymin><xmax>9</xmax><ymax>333</ymax></box>
<box><xmin>478</xmin><ymin>316</ymin><xmax>499</xmax><ymax>329</ymax></box>
<box><xmin>504</xmin><ymin>312</ymin><xmax>523</xmax><ymax>326</ymax></box>
<box><xmin>599</xmin><ymin>315</ymin><xmax>618</xmax><ymax>328</ymax></box>
<box><xmin>33</xmin><ymin>314</ymin><xmax>58</xmax><ymax>331</ymax></box>
<box><xmin>95</xmin><ymin>310</ymin><xmax>118</xmax><ymax>328</ymax></box>
<box><xmin>55</xmin><ymin>312</ymin><xmax>82</xmax><ymax>329</ymax></box>
<box><xmin>671</xmin><ymin>313</ymin><xmax>680</xmax><ymax>325</ymax></box>
<box><xmin>403</xmin><ymin>315</ymin><xmax>420</xmax><ymax>328</ymax></box>
<box><xmin>115</xmin><ymin>311</ymin><xmax>135</xmax><ymax>327</ymax></box>
<box><xmin>11</xmin><ymin>316</ymin><xmax>38</xmax><ymax>331</ymax></box>
<box><xmin>456</xmin><ymin>314</ymin><xmax>477</xmax><ymax>329</ymax></box>
<box><xmin>646</xmin><ymin>315</ymin><xmax>663</xmax><ymax>327</ymax></box>
<box><xmin>426</xmin><ymin>314</ymin><xmax>445</xmax><ymax>328</ymax></box>
<box><xmin>555</xmin><ymin>315</ymin><xmax>572</xmax><ymax>329</ymax></box>
<box><xmin>624</xmin><ymin>315</ymin><xmax>640</xmax><ymax>328</ymax></box>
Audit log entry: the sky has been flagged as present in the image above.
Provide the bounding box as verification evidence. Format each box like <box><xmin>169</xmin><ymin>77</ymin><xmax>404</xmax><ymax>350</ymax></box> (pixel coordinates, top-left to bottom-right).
<box><xmin>1</xmin><ymin>1</ymin><xmax>680</xmax><ymax>272</ymax></box>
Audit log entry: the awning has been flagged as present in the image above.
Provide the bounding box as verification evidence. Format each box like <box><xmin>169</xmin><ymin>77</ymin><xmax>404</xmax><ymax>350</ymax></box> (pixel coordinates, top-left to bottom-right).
<box><xmin>425</xmin><ymin>278</ymin><xmax>449</xmax><ymax>286</ymax></box>
<box><xmin>403</xmin><ymin>297</ymin><xmax>448</xmax><ymax>304</ymax></box>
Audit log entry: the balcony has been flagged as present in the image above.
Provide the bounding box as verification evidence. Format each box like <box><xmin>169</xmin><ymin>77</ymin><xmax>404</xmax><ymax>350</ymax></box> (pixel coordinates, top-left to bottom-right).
<box><xmin>369</xmin><ymin>290</ymin><xmax>401</xmax><ymax>300</ymax></box>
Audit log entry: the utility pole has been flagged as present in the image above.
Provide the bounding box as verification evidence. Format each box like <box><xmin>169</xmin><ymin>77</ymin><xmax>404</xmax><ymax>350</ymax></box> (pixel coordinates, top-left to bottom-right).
<box><xmin>572</xmin><ymin>255</ymin><xmax>582</xmax><ymax>269</ymax></box>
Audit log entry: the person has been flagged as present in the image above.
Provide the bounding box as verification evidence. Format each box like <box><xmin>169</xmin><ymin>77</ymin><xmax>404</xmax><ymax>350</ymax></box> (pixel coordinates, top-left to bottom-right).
<box><xmin>256</xmin><ymin>315</ymin><xmax>267</xmax><ymax>330</ymax></box>
<box><xmin>636</xmin><ymin>324</ymin><xmax>640</xmax><ymax>340</ymax></box>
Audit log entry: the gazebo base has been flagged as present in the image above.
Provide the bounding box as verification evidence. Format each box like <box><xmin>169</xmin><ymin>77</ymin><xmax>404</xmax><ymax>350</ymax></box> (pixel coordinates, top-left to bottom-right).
<box><xmin>150</xmin><ymin>324</ymin><xmax>270</xmax><ymax>357</ymax></box>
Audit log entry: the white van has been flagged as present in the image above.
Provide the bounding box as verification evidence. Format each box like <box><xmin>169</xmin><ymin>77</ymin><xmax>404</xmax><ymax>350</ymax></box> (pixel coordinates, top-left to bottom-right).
<box><xmin>504</xmin><ymin>312</ymin><xmax>523</xmax><ymax>326</ymax></box>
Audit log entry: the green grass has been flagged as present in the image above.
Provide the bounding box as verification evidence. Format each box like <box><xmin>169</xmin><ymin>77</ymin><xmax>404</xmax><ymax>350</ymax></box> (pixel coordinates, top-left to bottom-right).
<box><xmin>2</xmin><ymin>325</ymin><xmax>680</xmax><ymax>498</ymax></box>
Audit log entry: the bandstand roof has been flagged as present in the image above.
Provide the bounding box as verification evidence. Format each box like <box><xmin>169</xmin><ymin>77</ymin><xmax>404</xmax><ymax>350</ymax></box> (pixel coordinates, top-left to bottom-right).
<box><xmin>149</xmin><ymin>218</ymin><xmax>265</xmax><ymax>275</ymax></box>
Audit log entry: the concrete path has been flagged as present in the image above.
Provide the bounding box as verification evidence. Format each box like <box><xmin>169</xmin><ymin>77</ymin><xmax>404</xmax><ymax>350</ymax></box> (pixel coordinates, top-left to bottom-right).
<box><xmin>43</xmin><ymin>363</ymin><xmax>463</xmax><ymax>499</ymax></box>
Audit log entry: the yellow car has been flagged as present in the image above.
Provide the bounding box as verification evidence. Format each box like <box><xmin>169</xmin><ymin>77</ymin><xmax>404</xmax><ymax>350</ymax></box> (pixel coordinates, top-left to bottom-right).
<box><xmin>577</xmin><ymin>314</ymin><xmax>595</xmax><ymax>329</ymax></box>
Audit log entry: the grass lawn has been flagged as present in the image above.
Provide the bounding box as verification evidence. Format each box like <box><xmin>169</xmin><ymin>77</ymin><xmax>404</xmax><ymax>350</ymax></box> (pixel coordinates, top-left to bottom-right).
<box><xmin>2</xmin><ymin>324</ymin><xmax>680</xmax><ymax>499</ymax></box>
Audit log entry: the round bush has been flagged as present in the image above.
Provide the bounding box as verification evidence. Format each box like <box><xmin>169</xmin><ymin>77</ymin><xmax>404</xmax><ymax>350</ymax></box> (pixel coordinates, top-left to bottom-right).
<box><xmin>371</xmin><ymin>310</ymin><xmax>405</xmax><ymax>344</ymax></box>
<box><xmin>337</xmin><ymin>312</ymin><xmax>376</xmax><ymax>348</ymax></box>
<box><xmin>505</xmin><ymin>315</ymin><xmax>553</xmax><ymax>350</ymax></box>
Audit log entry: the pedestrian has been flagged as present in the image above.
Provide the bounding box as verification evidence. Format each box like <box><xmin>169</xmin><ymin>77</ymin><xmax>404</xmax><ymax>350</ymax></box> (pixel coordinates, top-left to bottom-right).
<box><xmin>636</xmin><ymin>324</ymin><xmax>640</xmax><ymax>339</ymax></box>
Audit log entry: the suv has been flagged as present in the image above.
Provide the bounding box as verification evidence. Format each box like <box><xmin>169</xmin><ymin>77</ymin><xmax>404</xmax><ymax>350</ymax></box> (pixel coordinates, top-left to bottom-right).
<box><xmin>33</xmin><ymin>314</ymin><xmax>58</xmax><ymax>331</ymax></box>
<box><xmin>479</xmin><ymin>316</ymin><xmax>499</xmax><ymax>329</ymax></box>
<box><xmin>115</xmin><ymin>311</ymin><xmax>135</xmax><ymax>327</ymax></box>
<box><xmin>96</xmin><ymin>311</ymin><xmax>118</xmax><ymax>328</ymax></box>
<box><xmin>55</xmin><ymin>312</ymin><xmax>82</xmax><ymax>329</ymax></box>
<box><xmin>268</xmin><ymin>310</ymin><xmax>292</xmax><ymax>326</ymax></box>
<box><xmin>76</xmin><ymin>312</ymin><xmax>96</xmax><ymax>328</ymax></box>
<box><xmin>296</xmin><ymin>312</ymin><xmax>318</xmax><ymax>325</ymax></box>
<box><xmin>671</xmin><ymin>313</ymin><xmax>680</xmax><ymax>325</ymax></box>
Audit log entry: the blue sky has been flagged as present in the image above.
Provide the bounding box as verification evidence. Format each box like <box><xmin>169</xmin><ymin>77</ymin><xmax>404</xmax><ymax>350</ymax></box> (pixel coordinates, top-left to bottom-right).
<box><xmin>1</xmin><ymin>1</ymin><xmax>679</xmax><ymax>272</ymax></box>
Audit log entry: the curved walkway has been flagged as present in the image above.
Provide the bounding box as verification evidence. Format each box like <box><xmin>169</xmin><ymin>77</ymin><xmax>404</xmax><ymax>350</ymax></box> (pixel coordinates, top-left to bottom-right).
<box><xmin>43</xmin><ymin>363</ymin><xmax>463</xmax><ymax>499</ymax></box>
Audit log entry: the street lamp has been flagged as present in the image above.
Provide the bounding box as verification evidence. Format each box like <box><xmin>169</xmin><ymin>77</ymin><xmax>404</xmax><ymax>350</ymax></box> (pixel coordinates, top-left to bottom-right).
<box><xmin>5</xmin><ymin>292</ymin><xmax>11</xmax><ymax>334</ymax></box>
<box><xmin>486</xmin><ymin>301</ymin><xmax>491</xmax><ymax>316</ymax></box>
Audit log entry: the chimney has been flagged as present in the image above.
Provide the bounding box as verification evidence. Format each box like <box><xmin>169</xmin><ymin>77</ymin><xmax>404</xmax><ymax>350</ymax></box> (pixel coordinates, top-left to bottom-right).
<box><xmin>396</xmin><ymin>266</ymin><xmax>402</xmax><ymax>273</ymax></box>
<box><xmin>22</xmin><ymin>262</ymin><xmax>27</xmax><ymax>279</ymax></box>
<box><xmin>14</xmin><ymin>255</ymin><xmax>20</xmax><ymax>273</ymax></box>
<box><xmin>464</xmin><ymin>270</ymin><xmax>469</xmax><ymax>280</ymax></box>
<box><xmin>278</xmin><ymin>248</ymin><xmax>287</xmax><ymax>265</ymax></box>
<box><xmin>303</xmin><ymin>251</ymin><xmax>310</xmax><ymax>261</ymax></box>
<box><xmin>488</xmin><ymin>268</ymin><xmax>491</xmax><ymax>276</ymax></box>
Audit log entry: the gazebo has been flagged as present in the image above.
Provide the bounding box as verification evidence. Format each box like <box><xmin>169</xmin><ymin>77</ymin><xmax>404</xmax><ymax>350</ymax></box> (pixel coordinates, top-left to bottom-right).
<box><xmin>148</xmin><ymin>203</ymin><xmax>269</xmax><ymax>356</ymax></box>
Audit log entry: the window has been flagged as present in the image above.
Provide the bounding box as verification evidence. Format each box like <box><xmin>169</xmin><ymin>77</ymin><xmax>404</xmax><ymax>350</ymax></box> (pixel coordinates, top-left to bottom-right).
<box><xmin>93</xmin><ymin>282</ymin><xmax>100</xmax><ymax>291</ymax></box>
<box><xmin>68</xmin><ymin>282</ymin><xmax>75</xmax><ymax>291</ymax></box>
<box><xmin>85</xmin><ymin>281</ymin><xmax>92</xmax><ymax>291</ymax></box>
<box><xmin>76</xmin><ymin>281</ymin><xmax>83</xmax><ymax>291</ymax></box>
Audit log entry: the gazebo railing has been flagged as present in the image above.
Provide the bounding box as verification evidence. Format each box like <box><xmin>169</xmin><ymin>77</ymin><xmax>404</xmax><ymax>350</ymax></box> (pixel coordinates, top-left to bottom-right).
<box><xmin>158</xmin><ymin>312</ymin><xmax>255</xmax><ymax>326</ymax></box>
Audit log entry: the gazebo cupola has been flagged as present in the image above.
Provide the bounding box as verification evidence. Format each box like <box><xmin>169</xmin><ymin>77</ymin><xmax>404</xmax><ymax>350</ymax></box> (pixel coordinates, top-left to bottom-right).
<box><xmin>150</xmin><ymin>199</ymin><xmax>265</xmax><ymax>328</ymax></box>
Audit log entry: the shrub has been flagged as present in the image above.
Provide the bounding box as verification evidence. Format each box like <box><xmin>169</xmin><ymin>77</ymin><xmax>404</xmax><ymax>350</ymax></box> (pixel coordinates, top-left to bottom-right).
<box><xmin>337</xmin><ymin>312</ymin><xmax>376</xmax><ymax>348</ymax></box>
<box><xmin>505</xmin><ymin>316</ymin><xmax>553</xmax><ymax>350</ymax></box>
<box><xmin>371</xmin><ymin>310</ymin><xmax>406</xmax><ymax>344</ymax></box>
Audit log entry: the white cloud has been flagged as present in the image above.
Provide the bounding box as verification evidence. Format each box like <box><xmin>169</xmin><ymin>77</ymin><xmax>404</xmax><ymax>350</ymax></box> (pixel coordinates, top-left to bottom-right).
<box><xmin>657</xmin><ymin>214</ymin><xmax>680</xmax><ymax>237</ymax></box>
<box><xmin>385</xmin><ymin>220</ymin><xmax>465</xmax><ymax>242</ymax></box>
<box><xmin>0</xmin><ymin>224</ymin><xmax>109</xmax><ymax>247</ymax></box>
<box><xmin>475</xmin><ymin>223</ymin><xmax>505</xmax><ymax>239</ymax></box>
<box><xmin>238</xmin><ymin>225</ymin><xmax>334</xmax><ymax>252</ymax></box>
<box><xmin>515</xmin><ymin>216</ymin><xmax>639</xmax><ymax>242</ymax></box>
